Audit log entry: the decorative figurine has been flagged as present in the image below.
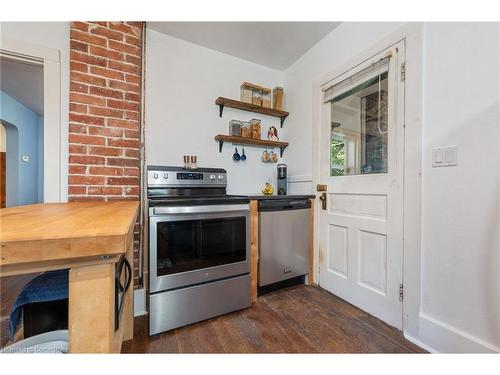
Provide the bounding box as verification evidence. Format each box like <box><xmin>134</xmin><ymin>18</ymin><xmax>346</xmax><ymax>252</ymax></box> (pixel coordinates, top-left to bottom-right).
<box><xmin>267</xmin><ymin>126</ymin><xmax>279</xmax><ymax>141</ymax></box>
<box><xmin>261</xmin><ymin>182</ymin><xmax>274</xmax><ymax>195</ymax></box>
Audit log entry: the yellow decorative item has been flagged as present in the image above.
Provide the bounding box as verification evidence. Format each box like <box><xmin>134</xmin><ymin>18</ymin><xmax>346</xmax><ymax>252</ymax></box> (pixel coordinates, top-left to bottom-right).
<box><xmin>262</xmin><ymin>182</ymin><xmax>274</xmax><ymax>196</ymax></box>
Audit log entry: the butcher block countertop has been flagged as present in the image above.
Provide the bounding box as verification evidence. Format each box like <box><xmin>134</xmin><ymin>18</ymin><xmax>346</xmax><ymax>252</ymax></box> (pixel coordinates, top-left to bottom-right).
<box><xmin>0</xmin><ymin>201</ymin><xmax>139</xmax><ymax>268</ymax></box>
<box><xmin>0</xmin><ymin>201</ymin><xmax>139</xmax><ymax>353</ymax></box>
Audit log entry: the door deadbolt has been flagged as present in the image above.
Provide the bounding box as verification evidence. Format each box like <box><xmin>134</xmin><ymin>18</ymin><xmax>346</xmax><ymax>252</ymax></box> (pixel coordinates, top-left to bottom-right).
<box><xmin>316</xmin><ymin>184</ymin><xmax>327</xmax><ymax>192</ymax></box>
<box><xmin>319</xmin><ymin>193</ymin><xmax>327</xmax><ymax>210</ymax></box>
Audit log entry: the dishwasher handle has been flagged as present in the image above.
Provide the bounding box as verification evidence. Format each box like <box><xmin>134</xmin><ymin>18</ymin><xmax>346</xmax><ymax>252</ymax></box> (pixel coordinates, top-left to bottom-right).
<box><xmin>259</xmin><ymin>199</ymin><xmax>311</xmax><ymax>212</ymax></box>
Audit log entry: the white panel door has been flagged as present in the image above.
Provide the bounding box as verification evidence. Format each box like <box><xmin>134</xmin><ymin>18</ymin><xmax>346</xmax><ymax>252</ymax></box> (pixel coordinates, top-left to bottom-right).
<box><xmin>318</xmin><ymin>41</ymin><xmax>405</xmax><ymax>328</ymax></box>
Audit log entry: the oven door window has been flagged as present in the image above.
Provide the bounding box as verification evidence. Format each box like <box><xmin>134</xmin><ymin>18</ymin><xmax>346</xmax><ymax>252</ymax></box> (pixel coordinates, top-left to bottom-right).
<box><xmin>156</xmin><ymin>216</ymin><xmax>247</xmax><ymax>276</ymax></box>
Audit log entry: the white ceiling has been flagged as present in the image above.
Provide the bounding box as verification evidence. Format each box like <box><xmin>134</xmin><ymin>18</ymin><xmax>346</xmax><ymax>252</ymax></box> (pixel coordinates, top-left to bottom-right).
<box><xmin>147</xmin><ymin>22</ymin><xmax>340</xmax><ymax>70</ymax></box>
<box><xmin>1</xmin><ymin>57</ymin><xmax>44</xmax><ymax>115</ymax></box>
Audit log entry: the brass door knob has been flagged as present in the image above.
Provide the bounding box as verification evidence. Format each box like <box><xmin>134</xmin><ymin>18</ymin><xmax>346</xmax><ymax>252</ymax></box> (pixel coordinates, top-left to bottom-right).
<box><xmin>319</xmin><ymin>193</ymin><xmax>327</xmax><ymax>210</ymax></box>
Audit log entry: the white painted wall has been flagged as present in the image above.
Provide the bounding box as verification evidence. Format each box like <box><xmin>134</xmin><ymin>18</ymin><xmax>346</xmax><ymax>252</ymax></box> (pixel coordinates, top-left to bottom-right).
<box><xmin>418</xmin><ymin>22</ymin><xmax>500</xmax><ymax>353</ymax></box>
<box><xmin>283</xmin><ymin>22</ymin><xmax>500</xmax><ymax>352</ymax></box>
<box><xmin>145</xmin><ymin>29</ymin><xmax>285</xmax><ymax>194</ymax></box>
<box><xmin>0</xmin><ymin>22</ymin><xmax>69</xmax><ymax>202</ymax></box>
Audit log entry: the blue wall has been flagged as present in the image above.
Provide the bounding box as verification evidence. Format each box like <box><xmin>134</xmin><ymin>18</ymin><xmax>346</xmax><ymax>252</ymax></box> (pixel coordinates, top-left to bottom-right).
<box><xmin>37</xmin><ymin>115</ymin><xmax>44</xmax><ymax>202</ymax></box>
<box><xmin>2</xmin><ymin>120</ymin><xmax>18</xmax><ymax>206</ymax></box>
<box><xmin>0</xmin><ymin>91</ymin><xmax>44</xmax><ymax>206</ymax></box>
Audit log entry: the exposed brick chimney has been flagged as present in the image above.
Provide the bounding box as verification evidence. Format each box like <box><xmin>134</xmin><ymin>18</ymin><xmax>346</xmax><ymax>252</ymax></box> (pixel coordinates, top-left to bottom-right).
<box><xmin>68</xmin><ymin>21</ymin><xmax>143</xmax><ymax>286</ymax></box>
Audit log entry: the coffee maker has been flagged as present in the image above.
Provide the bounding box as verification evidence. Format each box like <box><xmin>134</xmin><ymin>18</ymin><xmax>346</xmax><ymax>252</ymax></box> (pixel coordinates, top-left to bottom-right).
<box><xmin>277</xmin><ymin>163</ymin><xmax>287</xmax><ymax>195</ymax></box>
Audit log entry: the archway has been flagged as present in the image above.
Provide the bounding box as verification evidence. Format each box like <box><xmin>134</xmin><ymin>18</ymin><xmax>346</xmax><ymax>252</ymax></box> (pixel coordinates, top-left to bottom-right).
<box><xmin>0</xmin><ymin>119</ymin><xmax>19</xmax><ymax>207</ymax></box>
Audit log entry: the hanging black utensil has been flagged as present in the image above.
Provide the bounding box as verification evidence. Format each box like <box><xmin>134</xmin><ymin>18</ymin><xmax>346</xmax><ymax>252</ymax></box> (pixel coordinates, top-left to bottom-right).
<box><xmin>233</xmin><ymin>147</ymin><xmax>241</xmax><ymax>161</ymax></box>
<box><xmin>241</xmin><ymin>146</ymin><xmax>247</xmax><ymax>161</ymax></box>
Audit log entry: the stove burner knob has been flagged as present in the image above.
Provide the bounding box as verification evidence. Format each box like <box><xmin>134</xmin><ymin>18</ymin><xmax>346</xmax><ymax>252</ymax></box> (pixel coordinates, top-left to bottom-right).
<box><xmin>153</xmin><ymin>173</ymin><xmax>159</xmax><ymax>179</ymax></box>
<box><xmin>218</xmin><ymin>174</ymin><xmax>224</xmax><ymax>180</ymax></box>
<box><xmin>209</xmin><ymin>174</ymin><xmax>216</xmax><ymax>181</ymax></box>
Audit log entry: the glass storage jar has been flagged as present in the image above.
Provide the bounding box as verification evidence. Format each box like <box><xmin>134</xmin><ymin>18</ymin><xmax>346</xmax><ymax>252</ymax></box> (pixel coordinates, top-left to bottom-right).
<box><xmin>240</xmin><ymin>83</ymin><xmax>253</xmax><ymax>104</ymax></box>
<box><xmin>272</xmin><ymin>87</ymin><xmax>284</xmax><ymax>110</ymax></box>
<box><xmin>262</xmin><ymin>89</ymin><xmax>272</xmax><ymax>108</ymax></box>
<box><xmin>252</xmin><ymin>89</ymin><xmax>262</xmax><ymax>106</ymax></box>
<box><xmin>241</xmin><ymin>121</ymin><xmax>252</xmax><ymax>138</ymax></box>
<box><xmin>250</xmin><ymin>119</ymin><xmax>261</xmax><ymax>139</ymax></box>
<box><xmin>229</xmin><ymin>120</ymin><xmax>242</xmax><ymax>137</ymax></box>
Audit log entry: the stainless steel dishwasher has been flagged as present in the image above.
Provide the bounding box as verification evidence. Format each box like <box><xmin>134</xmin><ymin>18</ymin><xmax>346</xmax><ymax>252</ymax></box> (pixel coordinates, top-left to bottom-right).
<box><xmin>258</xmin><ymin>199</ymin><xmax>311</xmax><ymax>287</ymax></box>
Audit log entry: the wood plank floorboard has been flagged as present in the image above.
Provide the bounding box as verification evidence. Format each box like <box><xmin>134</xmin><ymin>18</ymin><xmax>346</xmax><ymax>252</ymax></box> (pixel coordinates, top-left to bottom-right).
<box><xmin>0</xmin><ymin>274</ymin><xmax>40</xmax><ymax>347</ymax></box>
<box><xmin>1</xmin><ymin>274</ymin><xmax>39</xmax><ymax>317</ymax></box>
<box><xmin>122</xmin><ymin>285</ymin><xmax>426</xmax><ymax>354</ymax></box>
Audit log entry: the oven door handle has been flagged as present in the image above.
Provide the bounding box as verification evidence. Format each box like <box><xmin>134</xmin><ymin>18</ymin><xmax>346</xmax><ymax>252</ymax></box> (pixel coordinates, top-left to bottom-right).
<box><xmin>153</xmin><ymin>204</ymin><xmax>249</xmax><ymax>215</ymax></box>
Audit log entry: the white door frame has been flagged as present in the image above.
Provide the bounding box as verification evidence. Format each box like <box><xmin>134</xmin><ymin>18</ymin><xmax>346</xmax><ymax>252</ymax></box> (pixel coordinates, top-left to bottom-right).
<box><xmin>311</xmin><ymin>23</ymin><xmax>423</xmax><ymax>339</ymax></box>
<box><xmin>1</xmin><ymin>37</ymin><xmax>63</xmax><ymax>203</ymax></box>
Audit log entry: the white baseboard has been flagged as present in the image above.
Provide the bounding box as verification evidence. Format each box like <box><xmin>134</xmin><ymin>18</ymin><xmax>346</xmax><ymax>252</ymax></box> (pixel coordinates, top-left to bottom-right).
<box><xmin>133</xmin><ymin>288</ymin><xmax>147</xmax><ymax>317</ymax></box>
<box><xmin>418</xmin><ymin>313</ymin><xmax>500</xmax><ymax>353</ymax></box>
<box><xmin>403</xmin><ymin>332</ymin><xmax>437</xmax><ymax>353</ymax></box>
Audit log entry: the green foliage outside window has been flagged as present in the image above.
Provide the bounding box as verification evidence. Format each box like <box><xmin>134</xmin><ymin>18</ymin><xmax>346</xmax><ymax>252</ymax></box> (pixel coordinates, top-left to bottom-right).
<box><xmin>331</xmin><ymin>136</ymin><xmax>345</xmax><ymax>176</ymax></box>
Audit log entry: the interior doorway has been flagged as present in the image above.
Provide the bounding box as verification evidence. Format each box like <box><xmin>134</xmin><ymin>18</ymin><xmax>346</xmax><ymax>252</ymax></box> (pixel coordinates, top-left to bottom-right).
<box><xmin>0</xmin><ymin>56</ymin><xmax>44</xmax><ymax>207</ymax></box>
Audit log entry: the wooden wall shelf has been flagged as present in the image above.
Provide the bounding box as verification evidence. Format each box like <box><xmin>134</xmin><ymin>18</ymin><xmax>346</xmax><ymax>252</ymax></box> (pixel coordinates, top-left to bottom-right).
<box><xmin>215</xmin><ymin>135</ymin><xmax>289</xmax><ymax>157</ymax></box>
<box><xmin>215</xmin><ymin>97</ymin><xmax>289</xmax><ymax>127</ymax></box>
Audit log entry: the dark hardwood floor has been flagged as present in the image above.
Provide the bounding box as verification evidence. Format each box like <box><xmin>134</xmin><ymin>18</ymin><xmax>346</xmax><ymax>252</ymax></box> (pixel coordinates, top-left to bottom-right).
<box><xmin>0</xmin><ymin>273</ymin><xmax>39</xmax><ymax>347</ymax></box>
<box><xmin>122</xmin><ymin>285</ymin><xmax>425</xmax><ymax>353</ymax></box>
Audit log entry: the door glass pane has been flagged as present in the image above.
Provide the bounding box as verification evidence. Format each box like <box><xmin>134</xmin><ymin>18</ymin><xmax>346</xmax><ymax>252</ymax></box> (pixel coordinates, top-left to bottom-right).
<box><xmin>156</xmin><ymin>217</ymin><xmax>247</xmax><ymax>276</ymax></box>
<box><xmin>330</xmin><ymin>72</ymin><xmax>388</xmax><ymax>176</ymax></box>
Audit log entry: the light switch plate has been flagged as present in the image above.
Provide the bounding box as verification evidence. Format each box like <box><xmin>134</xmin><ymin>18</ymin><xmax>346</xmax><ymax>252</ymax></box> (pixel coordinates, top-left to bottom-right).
<box><xmin>432</xmin><ymin>146</ymin><xmax>458</xmax><ymax>167</ymax></box>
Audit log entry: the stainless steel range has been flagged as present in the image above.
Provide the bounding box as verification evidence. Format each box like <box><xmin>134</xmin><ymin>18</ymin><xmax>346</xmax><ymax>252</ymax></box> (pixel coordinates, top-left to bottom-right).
<box><xmin>147</xmin><ymin>165</ymin><xmax>251</xmax><ymax>335</ymax></box>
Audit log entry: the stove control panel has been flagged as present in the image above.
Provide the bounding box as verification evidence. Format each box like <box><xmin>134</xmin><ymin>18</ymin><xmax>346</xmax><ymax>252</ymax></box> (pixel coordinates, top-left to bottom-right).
<box><xmin>177</xmin><ymin>172</ymin><xmax>204</xmax><ymax>180</ymax></box>
<box><xmin>147</xmin><ymin>167</ymin><xmax>226</xmax><ymax>187</ymax></box>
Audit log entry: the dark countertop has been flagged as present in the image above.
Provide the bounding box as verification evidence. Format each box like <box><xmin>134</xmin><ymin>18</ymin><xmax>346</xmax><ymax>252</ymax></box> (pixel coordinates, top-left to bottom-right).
<box><xmin>246</xmin><ymin>194</ymin><xmax>315</xmax><ymax>200</ymax></box>
<box><xmin>147</xmin><ymin>194</ymin><xmax>315</xmax><ymax>207</ymax></box>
